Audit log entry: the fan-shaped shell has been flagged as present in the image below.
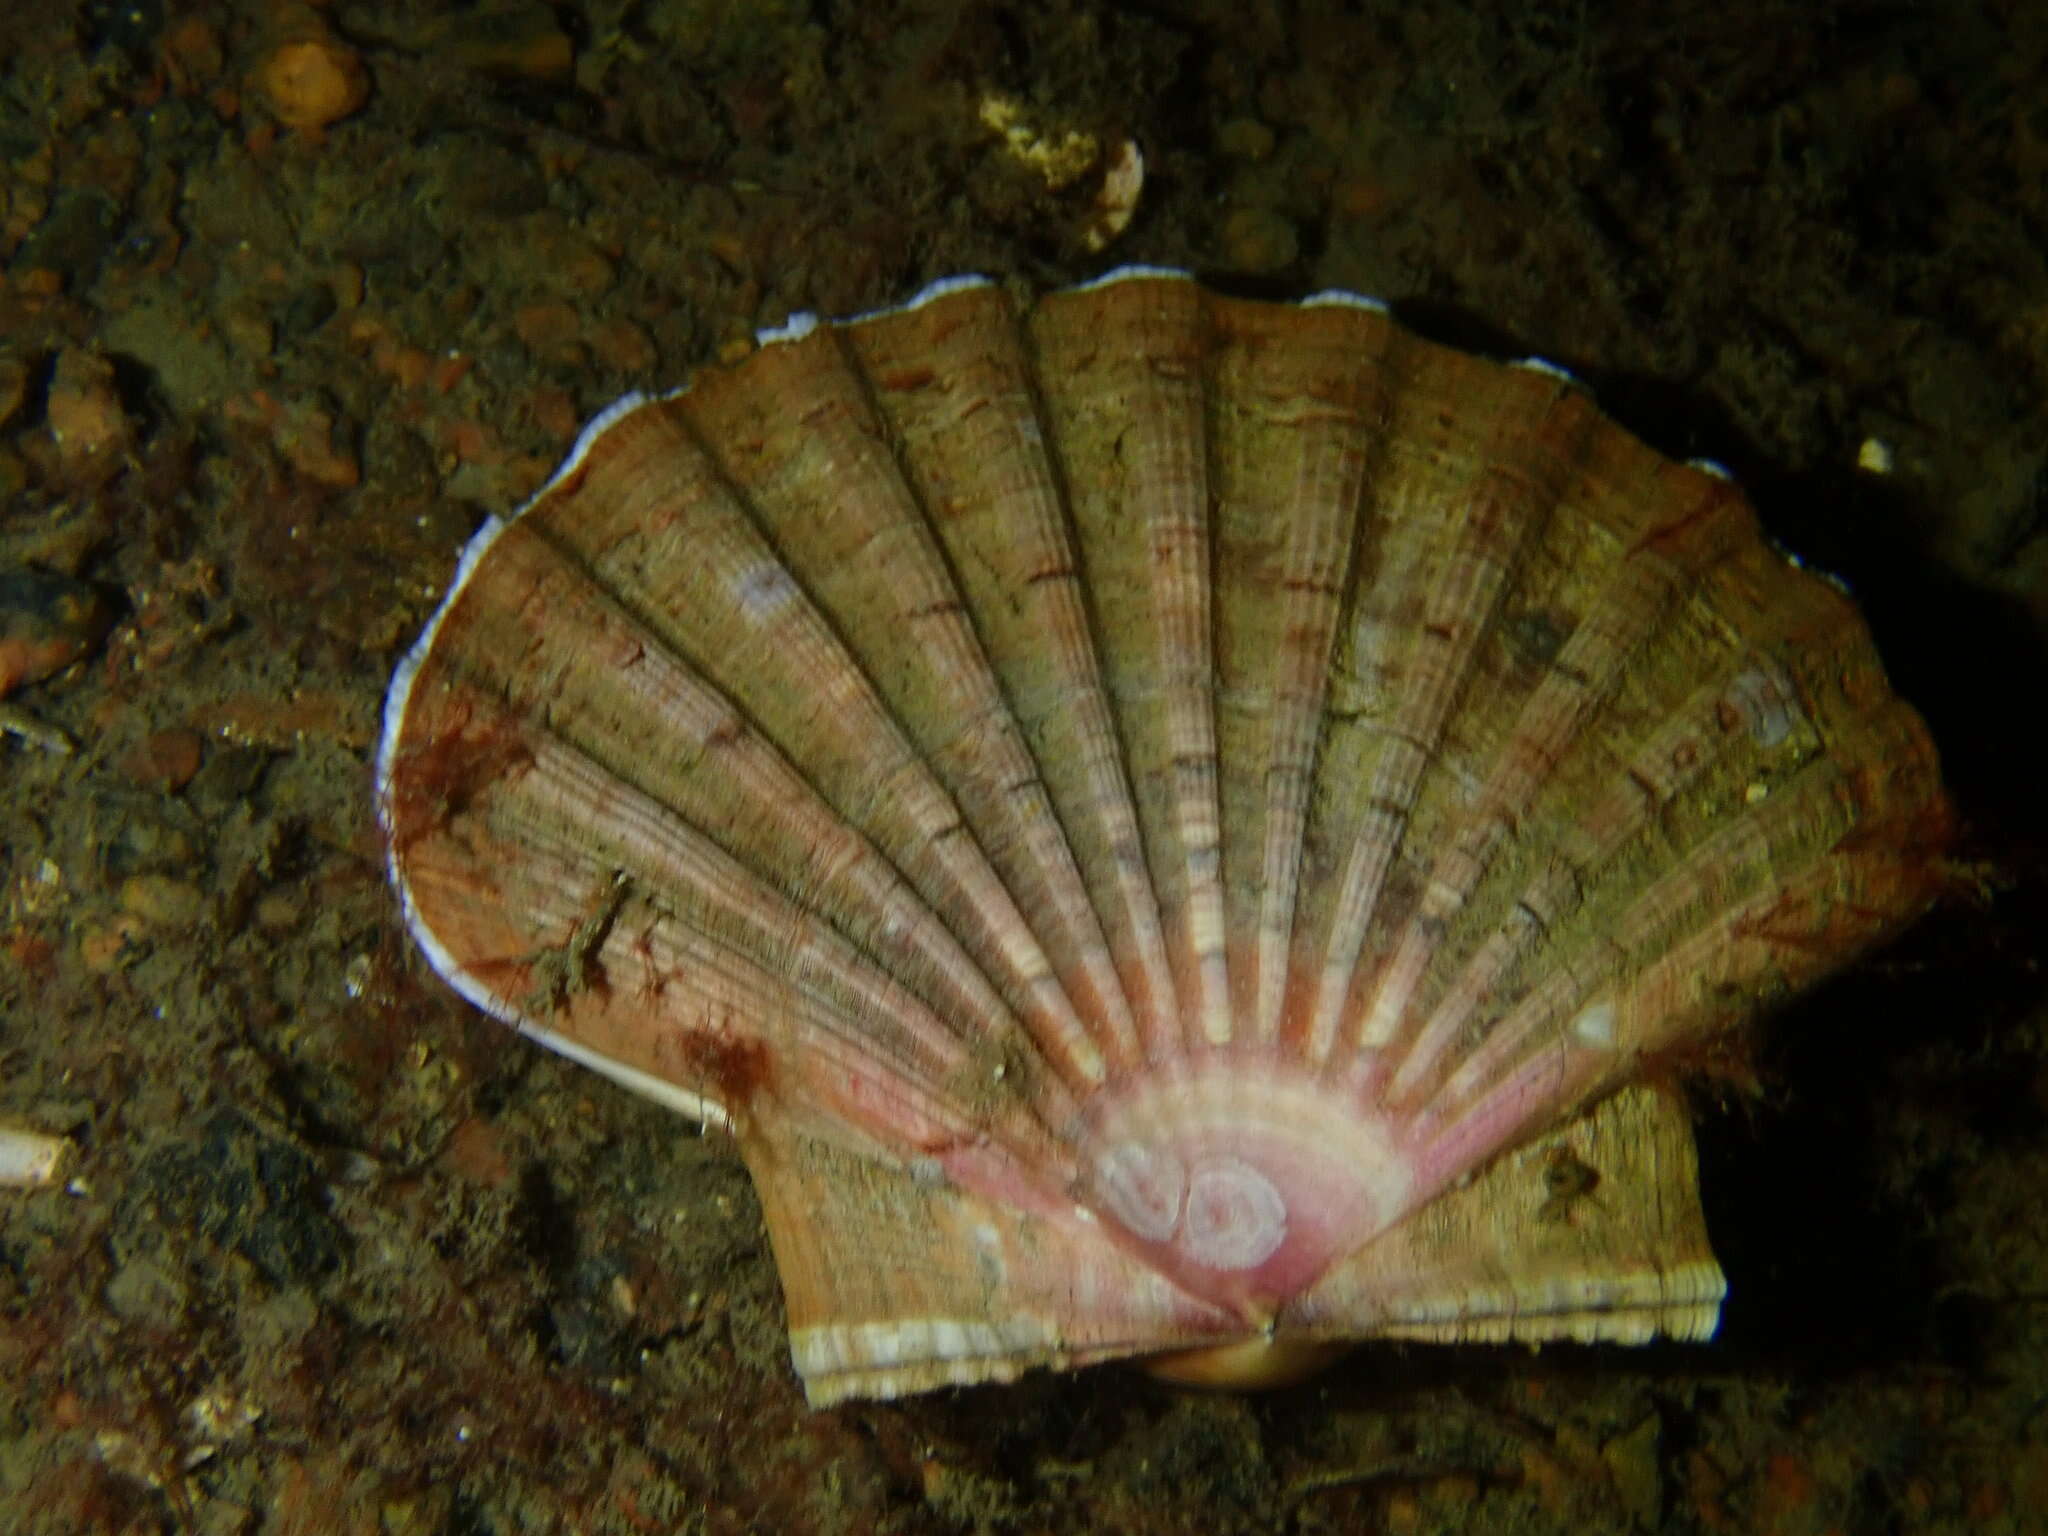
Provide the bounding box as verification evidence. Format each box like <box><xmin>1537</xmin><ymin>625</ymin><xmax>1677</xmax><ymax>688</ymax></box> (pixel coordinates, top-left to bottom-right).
<box><xmin>376</xmin><ymin>270</ymin><xmax>1949</xmax><ymax>1405</ymax></box>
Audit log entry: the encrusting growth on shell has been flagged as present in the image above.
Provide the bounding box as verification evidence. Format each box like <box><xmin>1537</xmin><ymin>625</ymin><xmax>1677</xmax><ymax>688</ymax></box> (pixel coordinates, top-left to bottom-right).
<box><xmin>378</xmin><ymin>269</ymin><xmax>1950</xmax><ymax>1405</ymax></box>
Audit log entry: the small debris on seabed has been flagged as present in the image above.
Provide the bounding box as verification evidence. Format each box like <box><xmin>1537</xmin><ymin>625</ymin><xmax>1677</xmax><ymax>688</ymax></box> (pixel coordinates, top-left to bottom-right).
<box><xmin>0</xmin><ymin>1123</ymin><xmax>69</xmax><ymax>1188</ymax></box>
<box><xmin>0</xmin><ymin>700</ymin><xmax>75</xmax><ymax>753</ymax></box>
<box><xmin>977</xmin><ymin>92</ymin><xmax>1143</xmax><ymax>252</ymax></box>
<box><xmin>1083</xmin><ymin>140</ymin><xmax>1145</xmax><ymax>252</ymax></box>
<box><xmin>0</xmin><ymin>565</ymin><xmax>114</xmax><ymax>698</ymax></box>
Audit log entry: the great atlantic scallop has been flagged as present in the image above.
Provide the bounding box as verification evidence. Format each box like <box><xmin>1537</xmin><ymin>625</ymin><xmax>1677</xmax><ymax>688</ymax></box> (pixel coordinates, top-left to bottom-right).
<box><xmin>376</xmin><ymin>269</ymin><xmax>1950</xmax><ymax>1405</ymax></box>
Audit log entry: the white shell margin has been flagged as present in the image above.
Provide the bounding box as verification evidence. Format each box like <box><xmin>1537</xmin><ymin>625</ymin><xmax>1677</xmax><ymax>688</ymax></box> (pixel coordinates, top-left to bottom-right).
<box><xmin>1512</xmin><ymin>356</ymin><xmax>1580</xmax><ymax>385</ymax></box>
<box><xmin>762</xmin><ymin>274</ymin><xmax>1001</xmax><ymax>347</ymax></box>
<box><xmin>374</xmin><ymin>382</ymin><xmax>663</xmax><ymax>831</ymax></box>
<box><xmin>1303</xmin><ymin>288</ymin><xmax>1391</xmax><ymax>315</ymax></box>
<box><xmin>373</xmin><ymin>389</ymin><xmax>729</xmax><ymax>1129</ymax></box>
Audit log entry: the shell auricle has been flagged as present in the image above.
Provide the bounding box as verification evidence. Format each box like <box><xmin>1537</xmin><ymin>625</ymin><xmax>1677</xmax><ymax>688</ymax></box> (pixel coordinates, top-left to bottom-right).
<box><xmin>377</xmin><ymin>269</ymin><xmax>1950</xmax><ymax>1405</ymax></box>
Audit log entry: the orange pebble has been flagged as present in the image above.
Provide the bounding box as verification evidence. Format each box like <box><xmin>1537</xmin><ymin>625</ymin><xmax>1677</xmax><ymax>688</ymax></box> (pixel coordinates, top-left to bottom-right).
<box><xmin>513</xmin><ymin>301</ymin><xmax>582</xmax><ymax>358</ymax></box>
<box><xmin>431</xmin><ymin>352</ymin><xmax>475</xmax><ymax>395</ymax></box>
<box><xmin>442</xmin><ymin>1116</ymin><xmax>514</xmax><ymax>1188</ymax></box>
<box><xmin>257</xmin><ymin>37</ymin><xmax>369</xmax><ymax>130</ymax></box>
<box><xmin>46</xmin><ymin>349</ymin><xmax>131</xmax><ymax>475</ymax></box>
<box><xmin>162</xmin><ymin>17</ymin><xmax>225</xmax><ymax>92</ymax></box>
<box><xmin>119</xmin><ymin>728</ymin><xmax>205</xmax><ymax>793</ymax></box>
<box><xmin>526</xmin><ymin>387</ymin><xmax>580</xmax><ymax>442</ymax></box>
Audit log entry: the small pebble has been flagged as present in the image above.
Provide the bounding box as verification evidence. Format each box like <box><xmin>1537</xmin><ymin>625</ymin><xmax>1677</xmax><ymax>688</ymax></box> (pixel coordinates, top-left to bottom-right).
<box><xmin>104</xmin><ymin>1257</ymin><xmax>190</xmax><ymax>1326</ymax></box>
<box><xmin>162</xmin><ymin>17</ymin><xmax>225</xmax><ymax>92</ymax></box>
<box><xmin>222</xmin><ymin>299</ymin><xmax>276</xmax><ymax>361</ymax></box>
<box><xmin>276</xmin><ymin>402</ymin><xmax>360</xmax><ymax>488</ymax></box>
<box><xmin>1219</xmin><ymin>206</ymin><xmax>1300</xmax><ymax>274</ymax></box>
<box><xmin>253</xmin><ymin>889</ymin><xmax>304</xmax><ymax>934</ymax></box>
<box><xmin>514</xmin><ymin>302</ymin><xmax>584</xmax><ymax>364</ymax></box>
<box><xmin>0</xmin><ymin>353</ymin><xmax>28</xmax><ymax>429</ymax></box>
<box><xmin>441</xmin><ymin>1116</ymin><xmax>515</xmax><ymax>1188</ymax></box>
<box><xmin>1215</xmin><ymin>117</ymin><xmax>1277</xmax><ymax>162</ymax></box>
<box><xmin>78</xmin><ymin>915</ymin><xmax>148</xmax><ymax>973</ymax></box>
<box><xmin>0</xmin><ymin>566</ymin><xmax>114</xmax><ymax>697</ymax></box>
<box><xmin>120</xmin><ymin>728</ymin><xmax>205</xmax><ymax>793</ymax></box>
<box><xmin>525</xmin><ymin>386</ymin><xmax>581</xmax><ymax>443</ymax></box>
<box><xmin>187</xmin><ymin>744</ymin><xmax>271</xmax><ymax>814</ymax></box>
<box><xmin>120</xmin><ymin>874</ymin><xmax>210</xmax><ymax>929</ymax></box>
<box><xmin>330</xmin><ymin>262</ymin><xmax>365</xmax><ymax>309</ymax></box>
<box><xmin>590</xmin><ymin>318</ymin><xmax>657</xmax><ymax>375</ymax></box>
<box><xmin>282</xmin><ymin>283</ymin><xmax>338</xmax><ymax>336</ymax></box>
<box><xmin>424</xmin><ymin>1</ymin><xmax>574</xmax><ymax>82</ymax></box>
<box><xmin>256</xmin><ymin>23</ymin><xmax>370</xmax><ymax>131</ymax></box>
<box><xmin>46</xmin><ymin>348</ymin><xmax>132</xmax><ymax>479</ymax></box>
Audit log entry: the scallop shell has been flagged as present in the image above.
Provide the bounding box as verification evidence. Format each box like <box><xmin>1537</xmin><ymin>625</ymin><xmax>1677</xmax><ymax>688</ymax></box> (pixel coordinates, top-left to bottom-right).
<box><xmin>376</xmin><ymin>270</ymin><xmax>1950</xmax><ymax>1405</ymax></box>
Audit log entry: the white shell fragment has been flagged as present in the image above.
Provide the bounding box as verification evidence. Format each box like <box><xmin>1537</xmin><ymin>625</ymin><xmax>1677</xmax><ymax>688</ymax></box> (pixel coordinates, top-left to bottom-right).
<box><xmin>0</xmin><ymin>1123</ymin><xmax>70</xmax><ymax>1188</ymax></box>
<box><xmin>1082</xmin><ymin>140</ymin><xmax>1144</xmax><ymax>251</ymax></box>
<box><xmin>378</xmin><ymin>271</ymin><xmax>1951</xmax><ymax>1405</ymax></box>
<box><xmin>977</xmin><ymin>92</ymin><xmax>1143</xmax><ymax>251</ymax></box>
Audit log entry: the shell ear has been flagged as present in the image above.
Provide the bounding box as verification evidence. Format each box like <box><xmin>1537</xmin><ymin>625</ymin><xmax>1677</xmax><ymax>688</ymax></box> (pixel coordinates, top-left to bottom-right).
<box><xmin>747</xmin><ymin>1080</ymin><xmax>1719</xmax><ymax>1404</ymax></box>
<box><xmin>741</xmin><ymin>1112</ymin><xmax>1222</xmax><ymax>1406</ymax></box>
<box><xmin>1291</xmin><ymin>1082</ymin><xmax>1724</xmax><ymax>1352</ymax></box>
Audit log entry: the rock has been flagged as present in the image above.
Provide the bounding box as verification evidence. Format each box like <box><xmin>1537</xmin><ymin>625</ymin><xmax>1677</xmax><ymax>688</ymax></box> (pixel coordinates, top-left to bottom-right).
<box><xmin>1215</xmin><ymin>118</ymin><xmax>1277</xmax><ymax>162</ymax></box>
<box><xmin>46</xmin><ymin>348</ymin><xmax>133</xmax><ymax>481</ymax></box>
<box><xmin>421</xmin><ymin>2</ymin><xmax>574</xmax><ymax>82</ymax></box>
<box><xmin>119</xmin><ymin>727</ymin><xmax>205</xmax><ymax>793</ymax></box>
<box><xmin>105</xmin><ymin>1256</ymin><xmax>192</xmax><ymax>1328</ymax></box>
<box><xmin>0</xmin><ymin>353</ymin><xmax>29</xmax><ymax>429</ymax></box>
<box><xmin>1219</xmin><ymin>205</ymin><xmax>1300</xmax><ymax>273</ymax></box>
<box><xmin>120</xmin><ymin>874</ymin><xmax>211</xmax><ymax>930</ymax></box>
<box><xmin>255</xmin><ymin>14</ymin><xmax>370</xmax><ymax>132</ymax></box>
<box><xmin>1602</xmin><ymin>1413</ymin><xmax>1663</xmax><ymax>1527</ymax></box>
<box><xmin>0</xmin><ymin>566</ymin><xmax>114</xmax><ymax>698</ymax></box>
<box><xmin>13</xmin><ymin>191</ymin><xmax>121</xmax><ymax>288</ymax></box>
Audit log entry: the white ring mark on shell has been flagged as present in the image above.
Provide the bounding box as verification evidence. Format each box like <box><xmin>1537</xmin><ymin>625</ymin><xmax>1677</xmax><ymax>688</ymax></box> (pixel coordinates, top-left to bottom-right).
<box><xmin>1180</xmin><ymin>1156</ymin><xmax>1289</xmax><ymax>1272</ymax></box>
<box><xmin>1094</xmin><ymin>1141</ymin><xmax>1185</xmax><ymax>1242</ymax></box>
<box><xmin>1570</xmin><ymin>1000</ymin><xmax>1619</xmax><ymax>1051</ymax></box>
<box><xmin>1723</xmin><ymin>664</ymin><xmax>1801</xmax><ymax>749</ymax></box>
<box><xmin>731</xmin><ymin>560</ymin><xmax>801</xmax><ymax>622</ymax></box>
